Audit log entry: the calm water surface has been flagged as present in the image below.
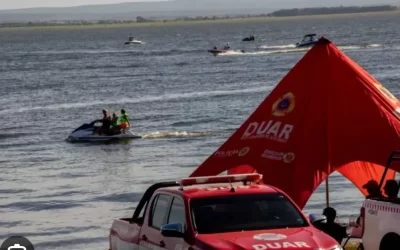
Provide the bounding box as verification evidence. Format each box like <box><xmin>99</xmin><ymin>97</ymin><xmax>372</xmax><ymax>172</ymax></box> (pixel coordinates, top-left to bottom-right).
<box><xmin>1</xmin><ymin>13</ymin><xmax>400</xmax><ymax>249</ymax></box>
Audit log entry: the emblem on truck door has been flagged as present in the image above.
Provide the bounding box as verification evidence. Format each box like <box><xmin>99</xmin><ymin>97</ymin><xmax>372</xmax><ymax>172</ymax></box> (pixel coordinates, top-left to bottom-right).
<box><xmin>368</xmin><ymin>209</ymin><xmax>378</xmax><ymax>216</ymax></box>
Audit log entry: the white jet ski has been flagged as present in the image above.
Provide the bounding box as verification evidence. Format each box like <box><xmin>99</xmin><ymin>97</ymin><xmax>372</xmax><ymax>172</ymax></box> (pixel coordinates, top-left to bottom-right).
<box><xmin>125</xmin><ymin>36</ymin><xmax>144</xmax><ymax>45</ymax></box>
<box><xmin>66</xmin><ymin>121</ymin><xmax>142</xmax><ymax>142</ymax></box>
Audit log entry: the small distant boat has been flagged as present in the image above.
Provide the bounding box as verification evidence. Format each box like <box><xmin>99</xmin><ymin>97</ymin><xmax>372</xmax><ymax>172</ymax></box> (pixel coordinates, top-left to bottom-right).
<box><xmin>208</xmin><ymin>46</ymin><xmax>244</xmax><ymax>56</ymax></box>
<box><xmin>296</xmin><ymin>34</ymin><xmax>318</xmax><ymax>48</ymax></box>
<box><xmin>242</xmin><ymin>35</ymin><xmax>255</xmax><ymax>41</ymax></box>
<box><xmin>125</xmin><ymin>36</ymin><xmax>144</xmax><ymax>45</ymax></box>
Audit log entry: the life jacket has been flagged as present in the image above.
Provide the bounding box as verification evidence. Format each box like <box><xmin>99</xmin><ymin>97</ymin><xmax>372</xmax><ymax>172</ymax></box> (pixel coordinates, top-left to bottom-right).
<box><xmin>112</xmin><ymin>117</ymin><xmax>119</xmax><ymax>126</ymax></box>
<box><xmin>120</xmin><ymin>114</ymin><xmax>129</xmax><ymax>125</ymax></box>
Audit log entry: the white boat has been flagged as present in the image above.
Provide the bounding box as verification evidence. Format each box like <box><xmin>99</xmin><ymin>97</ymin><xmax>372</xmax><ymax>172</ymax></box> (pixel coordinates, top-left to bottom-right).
<box><xmin>125</xmin><ymin>36</ymin><xmax>144</xmax><ymax>45</ymax></box>
<box><xmin>296</xmin><ymin>34</ymin><xmax>318</xmax><ymax>48</ymax></box>
<box><xmin>66</xmin><ymin>121</ymin><xmax>141</xmax><ymax>142</ymax></box>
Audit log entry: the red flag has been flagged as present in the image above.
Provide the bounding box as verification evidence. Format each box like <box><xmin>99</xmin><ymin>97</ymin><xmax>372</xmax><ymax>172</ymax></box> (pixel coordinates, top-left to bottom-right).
<box><xmin>190</xmin><ymin>38</ymin><xmax>399</xmax><ymax>209</ymax></box>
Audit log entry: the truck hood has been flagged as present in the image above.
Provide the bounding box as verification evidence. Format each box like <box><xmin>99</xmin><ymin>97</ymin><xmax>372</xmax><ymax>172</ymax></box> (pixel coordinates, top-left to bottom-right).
<box><xmin>195</xmin><ymin>227</ymin><xmax>339</xmax><ymax>250</ymax></box>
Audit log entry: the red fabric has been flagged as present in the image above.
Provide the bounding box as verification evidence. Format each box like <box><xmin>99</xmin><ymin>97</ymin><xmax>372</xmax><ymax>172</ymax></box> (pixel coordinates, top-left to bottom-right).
<box><xmin>190</xmin><ymin>38</ymin><xmax>399</xmax><ymax>209</ymax></box>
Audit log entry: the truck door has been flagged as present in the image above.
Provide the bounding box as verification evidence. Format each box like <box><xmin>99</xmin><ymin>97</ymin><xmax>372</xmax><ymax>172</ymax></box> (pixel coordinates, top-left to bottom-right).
<box><xmin>139</xmin><ymin>194</ymin><xmax>172</xmax><ymax>249</ymax></box>
<box><xmin>162</xmin><ymin>197</ymin><xmax>186</xmax><ymax>250</ymax></box>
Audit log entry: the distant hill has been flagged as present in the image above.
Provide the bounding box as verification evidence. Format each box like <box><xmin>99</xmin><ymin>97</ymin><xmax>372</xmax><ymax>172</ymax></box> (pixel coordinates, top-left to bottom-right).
<box><xmin>268</xmin><ymin>5</ymin><xmax>399</xmax><ymax>17</ymax></box>
<box><xmin>0</xmin><ymin>0</ymin><xmax>399</xmax><ymax>23</ymax></box>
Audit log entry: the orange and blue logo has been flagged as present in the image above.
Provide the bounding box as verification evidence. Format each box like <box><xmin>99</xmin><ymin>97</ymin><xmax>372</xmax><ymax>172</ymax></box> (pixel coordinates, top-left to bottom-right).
<box><xmin>272</xmin><ymin>92</ymin><xmax>295</xmax><ymax>116</ymax></box>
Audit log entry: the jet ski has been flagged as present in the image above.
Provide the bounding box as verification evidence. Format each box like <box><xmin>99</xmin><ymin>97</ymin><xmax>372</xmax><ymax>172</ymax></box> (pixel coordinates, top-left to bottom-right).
<box><xmin>66</xmin><ymin>121</ymin><xmax>142</xmax><ymax>142</ymax></box>
<box><xmin>296</xmin><ymin>34</ymin><xmax>318</xmax><ymax>48</ymax></box>
<box><xmin>208</xmin><ymin>46</ymin><xmax>245</xmax><ymax>56</ymax></box>
<box><xmin>242</xmin><ymin>35</ymin><xmax>255</xmax><ymax>41</ymax></box>
<box><xmin>125</xmin><ymin>36</ymin><xmax>144</xmax><ymax>45</ymax></box>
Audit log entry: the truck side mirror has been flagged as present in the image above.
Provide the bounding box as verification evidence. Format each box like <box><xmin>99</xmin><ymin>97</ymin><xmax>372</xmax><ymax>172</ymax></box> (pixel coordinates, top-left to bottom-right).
<box><xmin>160</xmin><ymin>223</ymin><xmax>184</xmax><ymax>238</ymax></box>
<box><xmin>309</xmin><ymin>213</ymin><xmax>327</xmax><ymax>225</ymax></box>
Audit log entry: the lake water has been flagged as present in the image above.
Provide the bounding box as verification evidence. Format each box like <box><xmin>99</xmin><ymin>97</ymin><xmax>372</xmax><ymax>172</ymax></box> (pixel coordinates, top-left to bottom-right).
<box><xmin>1</xmin><ymin>12</ymin><xmax>400</xmax><ymax>249</ymax></box>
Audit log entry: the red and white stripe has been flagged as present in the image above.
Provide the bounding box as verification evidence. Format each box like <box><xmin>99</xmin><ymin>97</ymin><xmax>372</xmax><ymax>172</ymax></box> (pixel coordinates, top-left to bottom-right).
<box><xmin>364</xmin><ymin>202</ymin><xmax>400</xmax><ymax>213</ymax></box>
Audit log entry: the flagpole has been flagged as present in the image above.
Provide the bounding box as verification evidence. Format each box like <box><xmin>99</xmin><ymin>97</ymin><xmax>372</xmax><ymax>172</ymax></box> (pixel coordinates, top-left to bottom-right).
<box><xmin>325</xmin><ymin>176</ymin><xmax>330</xmax><ymax>208</ymax></box>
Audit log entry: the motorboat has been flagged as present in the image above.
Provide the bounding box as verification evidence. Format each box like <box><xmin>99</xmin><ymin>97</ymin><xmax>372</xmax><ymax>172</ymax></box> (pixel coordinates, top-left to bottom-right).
<box><xmin>208</xmin><ymin>46</ymin><xmax>245</xmax><ymax>56</ymax></box>
<box><xmin>125</xmin><ymin>36</ymin><xmax>144</xmax><ymax>45</ymax></box>
<box><xmin>242</xmin><ymin>35</ymin><xmax>255</xmax><ymax>41</ymax></box>
<box><xmin>296</xmin><ymin>34</ymin><xmax>318</xmax><ymax>48</ymax></box>
<box><xmin>66</xmin><ymin>121</ymin><xmax>142</xmax><ymax>142</ymax></box>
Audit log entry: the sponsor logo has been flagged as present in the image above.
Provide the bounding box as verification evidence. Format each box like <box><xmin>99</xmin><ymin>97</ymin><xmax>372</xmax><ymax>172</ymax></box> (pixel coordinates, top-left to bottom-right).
<box><xmin>214</xmin><ymin>147</ymin><xmax>250</xmax><ymax>157</ymax></box>
<box><xmin>242</xmin><ymin>120</ymin><xmax>294</xmax><ymax>143</ymax></box>
<box><xmin>272</xmin><ymin>92</ymin><xmax>295</xmax><ymax>116</ymax></box>
<box><xmin>253</xmin><ymin>233</ymin><xmax>287</xmax><ymax>241</ymax></box>
<box><xmin>238</xmin><ymin>147</ymin><xmax>250</xmax><ymax>156</ymax></box>
<box><xmin>1</xmin><ymin>236</ymin><xmax>34</xmax><ymax>250</ymax></box>
<box><xmin>262</xmin><ymin>150</ymin><xmax>295</xmax><ymax>163</ymax></box>
<box><xmin>253</xmin><ymin>242</ymin><xmax>311</xmax><ymax>250</ymax></box>
<box><xmin>368</xmin><ymin>209</ymin><xmax>378</xmax><ymax>216</ymax></box>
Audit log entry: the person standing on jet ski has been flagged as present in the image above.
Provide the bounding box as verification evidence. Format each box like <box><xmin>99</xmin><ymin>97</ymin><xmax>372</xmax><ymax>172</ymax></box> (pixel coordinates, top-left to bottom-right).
<box><xmin>119</xmin><ymin>109</ymin><xmax>130</xmax><ymax>134</ymax></box>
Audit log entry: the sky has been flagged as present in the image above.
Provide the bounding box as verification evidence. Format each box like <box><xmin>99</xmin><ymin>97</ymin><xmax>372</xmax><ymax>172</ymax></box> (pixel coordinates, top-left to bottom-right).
<box><xmin>0</xmin><ymin>0</ymin><xmax>397</xmax><ymax>10</ymax></box>
<box><xmin>0</xmin><ymin>0</ymin><xmax>162</xmax><ymax>10</ymax></box>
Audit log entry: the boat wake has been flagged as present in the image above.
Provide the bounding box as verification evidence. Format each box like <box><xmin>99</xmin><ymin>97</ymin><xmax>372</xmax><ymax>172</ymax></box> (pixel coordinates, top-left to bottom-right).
<box><xmin>220</xmin><ymin>43</ymin><xmax>386</xmax><ymax>57</ymax></box>
<box><xmin>338</xmin><ymin>43</ymin><xmax>383</xmax><ymax>50</ymax></box>
<box><xmin>219</xmin><ymin>48</ymin><xmax>308</xmax><ymax>56</ymax></box>
<box><xmin>141</xmin><ymin>131</ymin><xmax>212</xmax><ymax>139</ymax></box>
<box><xmin>216</xmin><ymin>50</ymin><xmax>246</xmax><ymax>56</ymax></box>
<box><xmin>259</xmin><ymin>44</ymin><xmax>297</xmax><ymax>49</ymax></box>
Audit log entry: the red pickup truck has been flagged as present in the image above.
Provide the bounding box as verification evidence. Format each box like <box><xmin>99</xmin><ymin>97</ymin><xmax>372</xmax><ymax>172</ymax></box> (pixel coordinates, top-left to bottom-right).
<box><xmin>109</xmin><ymin>174</ymin><xmax>342</xmax><ymax>250</ymax></box>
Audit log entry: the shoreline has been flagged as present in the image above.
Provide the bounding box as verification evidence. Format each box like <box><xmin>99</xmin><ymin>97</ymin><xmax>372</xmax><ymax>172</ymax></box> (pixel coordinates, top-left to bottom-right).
<box><xmin>0</xmin><ymin>10</ymin><xmax>399</xmax><ymax>31</ymax></box>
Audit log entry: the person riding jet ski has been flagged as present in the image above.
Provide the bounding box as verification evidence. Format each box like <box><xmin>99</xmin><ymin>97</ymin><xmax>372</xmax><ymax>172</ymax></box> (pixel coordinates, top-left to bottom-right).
<box><xmin>93</xmin><ymin>109</ymin><xmax>112</xmax><ymax>135</ymax></box>
<box><xmin>119</xmin><ymin>109</ymin><xmax>130</xmax><ymax>134</ymax></box>
<box><xmin>223</xmin><ymin>44</ymin><xmax>230</xmax><ymax>50</ymax></box>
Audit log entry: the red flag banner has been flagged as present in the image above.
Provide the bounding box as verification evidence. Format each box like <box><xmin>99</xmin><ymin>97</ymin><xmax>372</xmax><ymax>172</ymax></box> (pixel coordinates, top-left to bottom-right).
<box><xmin>190</xmin><ymin>38</ymin><xmax>400</xmax><ymax>209</ymax></box>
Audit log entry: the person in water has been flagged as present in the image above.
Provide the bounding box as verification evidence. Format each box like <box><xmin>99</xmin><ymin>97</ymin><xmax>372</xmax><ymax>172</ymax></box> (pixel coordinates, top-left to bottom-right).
<box><xmin>314</xmin><ymin>207</ymin><xmax>347</xmax><ymax>244</ymax></box>
<box><xmin>119</xmin><ymin>109</ymin><xmax>130</xmax><ymax>134</ymax></box>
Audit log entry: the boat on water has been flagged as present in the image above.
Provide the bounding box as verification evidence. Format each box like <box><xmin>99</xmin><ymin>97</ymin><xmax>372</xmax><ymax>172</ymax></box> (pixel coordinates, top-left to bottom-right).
<box><xmin>66</xmin><ymin>121</ymin><xmax>141</xmax><ymax>142</ymax></box>
<box><xmin>242</xmin><ymin>35</ymin><xmax>255</xmax><ymax>41</ymax></box>
<box><xmin>296</xmin><ymin>34</ymin><xmax>318</xmax><ymax>48</ymax></box>
<box><xmin>208</xmin><ymin>45</ymin><xmax>244</xmax><ymax>56</ymax></box>
<box><xmin>125</xmin><ymin>36</ymin><xmax>144</xmax><ymax>45</ymax></box>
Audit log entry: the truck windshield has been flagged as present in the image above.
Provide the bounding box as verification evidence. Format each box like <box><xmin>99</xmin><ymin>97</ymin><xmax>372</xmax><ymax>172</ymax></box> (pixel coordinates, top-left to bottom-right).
<box><xmin>191</xmin><ymin>193</ymin><xmax>308</xmax><ymax>234</ymax></box>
